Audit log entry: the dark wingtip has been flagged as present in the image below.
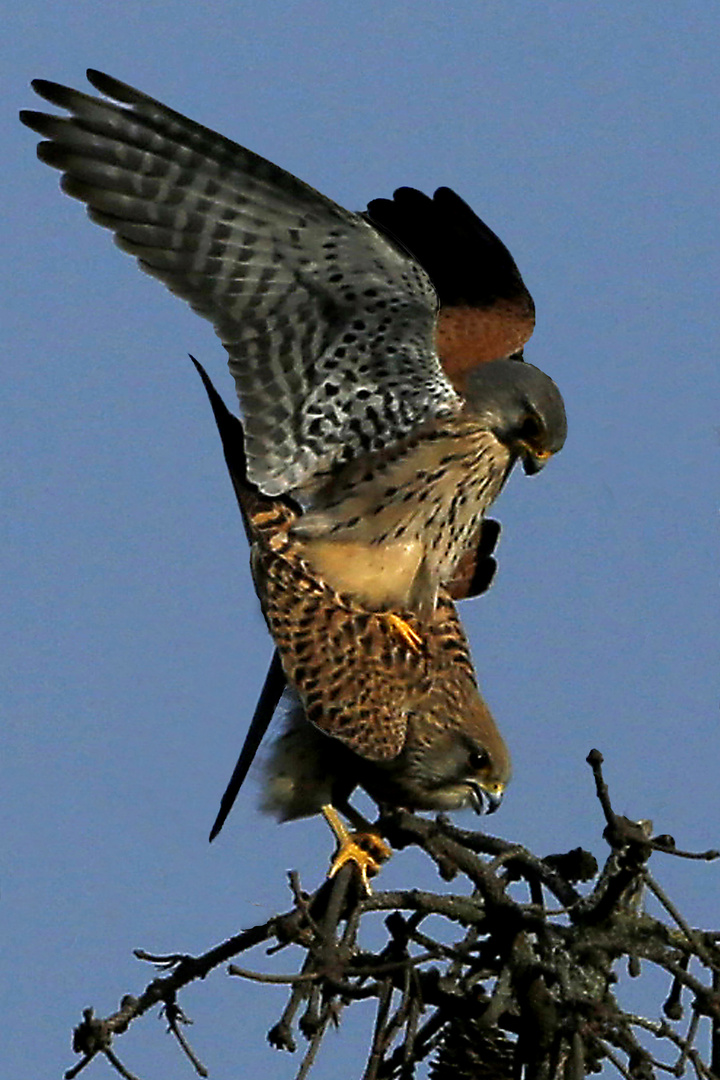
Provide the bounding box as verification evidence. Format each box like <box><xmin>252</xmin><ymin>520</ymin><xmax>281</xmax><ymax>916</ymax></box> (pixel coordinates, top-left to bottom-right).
<box><xmin>208</xmin><ymin>815</ymin><xmax>224</xmax><ymax>843</ymax></box>
<box><xmin>208</xmin><ymin>651</ymin><xmax>286</xmax><ymax>842</ymax></box>
<box><xmin>18</xmin><ymin>109</ymin><xmax>45</xmax><ymax>133</ymax></box>
<box><xmin>366</xmin><ymin>183</ymin><xmax>532</xmax><ymax>312</ymax></box>
<box><xmin>188</xmin><ymin>352</ymin><xmax>211</xmax><ymax>388</ymax></box>
<box><xmin>86</xmin><ymin>69</ymin><xmax>118</xmax><ymax>96</ymax></box>
<box><xmin>447</xmin><ymin>517</ymin><xmax>502</xmax><ymax>601</ymax></box>
<box><xmin>189</xmin><ymin>353</ymin><xmax>241</xmax><ymax>440</ymax></box>
<box><xmin>28</xmin><ymin>77</ymin><xmax>68</xmax><ymax>106</ymax></box>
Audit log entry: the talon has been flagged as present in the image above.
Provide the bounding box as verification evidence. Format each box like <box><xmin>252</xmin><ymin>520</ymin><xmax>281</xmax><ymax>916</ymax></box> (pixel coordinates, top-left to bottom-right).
<box><xmin>251</xmin><ymin>509</ymin><xmax>282</xmax><ymax>526</ymax></box>
<box><xmin>252</xmin><ymin>509</ymin><xmax>291</xmax><ymax>539</ymax></box>
<box><xmin>322</xmin><ymin>805</ymin><xmax>391</xmax><ymax>895</ymax></box>
<box><xmin>328</xmin><ymin>833</ymin><xmax>391</xmax><ymax>894</ymax></box>
<box><xmin>385</xmin><ymin>613</ymin><xmax>423</xmax><ymax>653</ymax></box>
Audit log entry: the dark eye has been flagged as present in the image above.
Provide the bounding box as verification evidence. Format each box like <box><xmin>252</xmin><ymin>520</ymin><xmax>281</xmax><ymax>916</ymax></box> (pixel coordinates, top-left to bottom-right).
<box><xmin>469</xmin><ymin>749</ymin><xmax>490</xmax><ymax>772</ymax></box>
<box><xmin>518</xmin><ymin>412</ymin><xmax>543</xmax><ymax>444</ymax></box>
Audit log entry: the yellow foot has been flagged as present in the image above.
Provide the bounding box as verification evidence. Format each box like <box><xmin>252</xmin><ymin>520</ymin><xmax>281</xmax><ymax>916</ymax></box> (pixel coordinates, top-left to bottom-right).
<box><xmin>251</xmin><ymin>508</ymin><xmax>292</xmax><ymax>547</ymax></box>
<box><xmin>328</xmin><ymin>831</ymin><xmax>392</xmax><ymax>894</ymax></box>
<box><xmin>322</xmin><ymin>805</ymin><xmax>392</xmax><ymax>895</ymax></box>
<box><xmin>251</xmin><ymin>508</ymin><xmax>284</xmax><ymax>527</ymax></box>
<box><xmin>384</xmin><ymin>613</ymin><xmax>423</xmax><ymax>653</ymax></box>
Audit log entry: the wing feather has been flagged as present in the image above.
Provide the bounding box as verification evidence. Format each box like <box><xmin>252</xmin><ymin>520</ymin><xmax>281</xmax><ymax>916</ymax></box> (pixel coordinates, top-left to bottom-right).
<box><xmin>365</xmin><ymin>186</ymin><xmax>535</xmax><ymax>393</ymax></box>
<box><xmin>21</xmin><ymin>72</ymin><xmax>459</xmax><ymax>494</ymax></box>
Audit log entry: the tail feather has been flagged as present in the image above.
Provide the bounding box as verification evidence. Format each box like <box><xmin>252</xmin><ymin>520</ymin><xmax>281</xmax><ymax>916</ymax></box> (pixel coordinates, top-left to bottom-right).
<box><xmin>190</xmin><ymin>356</ymin><xmax>289</xmax><ymax>840</ymax></box>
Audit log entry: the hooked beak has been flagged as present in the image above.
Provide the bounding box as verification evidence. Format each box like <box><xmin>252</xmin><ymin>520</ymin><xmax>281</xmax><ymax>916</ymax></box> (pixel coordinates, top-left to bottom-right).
<box><xmin>521</xmin><ymin>445</ymin><xmax>553</xmax><ymax>476</ymax></box>
<box><xmin>467</xmin><ymin>780</ymin><xmax>505</xmax><ymax>815</ymax></box>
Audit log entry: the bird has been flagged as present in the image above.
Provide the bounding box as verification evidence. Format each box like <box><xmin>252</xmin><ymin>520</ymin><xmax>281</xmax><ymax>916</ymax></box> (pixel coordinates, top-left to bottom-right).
<box><xmin>20</xmin><ymin>71</ymin><xmax>567</xmax><ymax>639</ymax></box>
<box><xmin>192</xmin><ymin>355</ymin><xmax>510</xmax><ymax>888</ymax></box>
<box><xmin>204</xmin><ymin>183</ymin><xmax>532</xmax><ymax>842</ymax></box>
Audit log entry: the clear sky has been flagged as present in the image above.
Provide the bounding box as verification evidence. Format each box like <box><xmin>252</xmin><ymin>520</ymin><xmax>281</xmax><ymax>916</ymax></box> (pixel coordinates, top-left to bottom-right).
<box><xmin>4</xmin><ymin>3</ymin><xmax>719</xmax><ymax>1076</ymax></box>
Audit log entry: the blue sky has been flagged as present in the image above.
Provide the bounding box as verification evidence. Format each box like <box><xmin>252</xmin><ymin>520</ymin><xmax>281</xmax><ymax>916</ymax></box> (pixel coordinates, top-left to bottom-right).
<box><xmin>4</xmin><ymin>3</ymin><xmax>719</xmax><ymax>1076</ymax></box>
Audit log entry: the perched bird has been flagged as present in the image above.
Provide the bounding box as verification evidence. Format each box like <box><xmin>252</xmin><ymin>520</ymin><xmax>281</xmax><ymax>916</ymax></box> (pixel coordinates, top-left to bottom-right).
<box><xmin>206</xmin><ymin>181</ymin><xmax>533</xmax><ymax>841</ymax></box>
<box><xmin>208</xmin><ymin>519</ymin><xmax>502</xmax><ymax>845</ymax></box>
<box><xmin>20</xmin><ymin>71</ymin><xmax>567</xmax><ymax>633</ymax></box>
<box><xmin>192</xmin><ymin>356</ymin><xmax>510</xmax><ymax>886</ymax></box>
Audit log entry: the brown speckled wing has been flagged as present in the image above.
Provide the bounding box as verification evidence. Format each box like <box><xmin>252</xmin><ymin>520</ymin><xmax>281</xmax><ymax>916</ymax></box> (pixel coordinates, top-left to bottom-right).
<box><xmin>250</xmin><ymin>518</ymin><xmax>418</xmax><ymax>761</ymax></box>
<box><xmin>253</xmin><ymin>526</ymin><xmax>476</xmax><ymax>762</ymax></box>
<box><xmin>193</xmin><ymin>354</ymin><xmax>476</xmax><ymax>762</ymax></box>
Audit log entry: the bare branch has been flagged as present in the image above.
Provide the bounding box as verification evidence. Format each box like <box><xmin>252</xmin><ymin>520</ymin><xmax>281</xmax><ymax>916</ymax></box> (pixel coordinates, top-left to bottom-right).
<box><xmin>64</xmin><ymin>750</ymin><xmax>720</xmax><ymax>1080</ymax></box>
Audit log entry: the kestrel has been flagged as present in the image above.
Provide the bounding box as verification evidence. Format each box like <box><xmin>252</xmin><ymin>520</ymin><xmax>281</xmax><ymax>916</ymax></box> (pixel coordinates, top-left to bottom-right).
<box><xmin>206</xmin><ymin>184</ymin><xmax>536</xmax><ymax>839</ymax></box>
<box><xmin>193</xmin><ymin>356</ymin><xmax>510</xmax><ymax>885</ymax></box>
<box><xmin>207</xmin><ymin>517</ymin><xmax>501</xmax><ymax>844</ymax></box>
<box><xmin>20</xmin><ymin>71</ymin><xmax>567</xmax><ymax>632</ymax></box>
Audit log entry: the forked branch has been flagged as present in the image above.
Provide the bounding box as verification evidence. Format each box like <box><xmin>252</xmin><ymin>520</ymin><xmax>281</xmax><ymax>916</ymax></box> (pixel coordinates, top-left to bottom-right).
<box><xmin>66</xmin><ymin>751</ymin><xmax>720</xmax><ymax>1080</ymax></box>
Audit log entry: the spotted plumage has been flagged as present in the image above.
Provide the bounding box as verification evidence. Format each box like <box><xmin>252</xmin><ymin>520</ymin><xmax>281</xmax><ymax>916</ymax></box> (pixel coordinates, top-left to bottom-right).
<box><xmin>192</xmin><ymin>358</ymin><xmax>509</xmax><ymax>839</ymax></box>
<box><xmin>20</xmin><ymin>71</ymin><xmax>567</xmax><ymax>618</ymax></box>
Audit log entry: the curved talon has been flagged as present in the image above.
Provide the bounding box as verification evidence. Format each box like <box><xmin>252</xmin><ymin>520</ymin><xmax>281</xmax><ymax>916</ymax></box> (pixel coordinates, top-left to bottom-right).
<box><xmin>328</xmin><ymin>833</ymin><xmax>392</xmax><ymax>894</ymax></box>
<box><xmin>385</xmin><ymin>613</ymin><xmax>423</xmax><ymax>653</ymax></box>
<box><xmin>322</xmin><ymin>804</ymin><xmax>391</xmax><ymax>894</ymax></box>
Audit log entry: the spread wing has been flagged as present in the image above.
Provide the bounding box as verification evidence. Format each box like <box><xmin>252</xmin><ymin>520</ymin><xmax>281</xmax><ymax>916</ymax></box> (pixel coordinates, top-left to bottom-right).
<box><xmin>364</xmin><ymin>186</ymin><xmax>535</xmax><ymax>395</ymax></box>
<box><xmin>21</xmin><ymin>71</ymin><xmax>459</xmax><ymax>496</ymax></box>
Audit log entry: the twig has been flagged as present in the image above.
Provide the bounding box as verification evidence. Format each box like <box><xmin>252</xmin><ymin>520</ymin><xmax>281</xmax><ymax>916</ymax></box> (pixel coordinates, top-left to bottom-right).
<box><xmin>642</xmin><ymin>871</ymin><xmax>716</xmax><ymax>965</ymax></box>
<box><xmin>103</xmin><ymin>1048</ymin><xmax>143</xmax><ymax>1080</ymax></box>
<box><xmin>712</xmin><ymin>969</ymin><xmax>720</xmax><ymax>1078</ymax></box>
<box><xmin>295</xmin><ymin>1005</ymin><xmax>332</xmax><ymax>1080</ymax></box>
<box><xmin>364</xmin><ymin>978</ymin><xmax>394</xmax><ymax>1080</ymax></box>
<box><xmin>228</xmin><ymin>965</ymin><xmax>321</xmax><ymax>984</ymax></box>
<box><xmin>63</xmin><ymin>750</ymin><xmax>720</xmax><ymax>1080</ymax></box>
<box><xmin>164</xmin><ymin>1001</ymin><xmax>208</xmax><ymax>1078</ymax></box>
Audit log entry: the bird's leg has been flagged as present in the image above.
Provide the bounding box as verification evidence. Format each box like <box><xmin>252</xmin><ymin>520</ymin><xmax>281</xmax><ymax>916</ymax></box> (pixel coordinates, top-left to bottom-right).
<box><xmin>321</xmin><ymin>804</ymin><xmax>392</xmax><ymax>895</ymax></box>
<box><xmin>383</xmin><ymin>613</ymin><xmax>423</xmax><ymax>653</ymax></box>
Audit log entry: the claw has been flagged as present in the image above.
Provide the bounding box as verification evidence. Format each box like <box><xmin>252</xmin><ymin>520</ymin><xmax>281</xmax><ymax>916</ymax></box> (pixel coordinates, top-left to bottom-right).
<box><xmin>328</xmin><ymin>833</ymin><xmax>392</xmax><ymax>894</ymax></box>
<box><xmin>322</xmin><ymin>805</ymin><xmax>391</xmax><ymax>895</ymax></box>
<box><xmin>251</xmin><ymin>508</ymin><xmax>285</xmax><ymax>527</ymax></box>
<box><xmin>385</xmin><ymin>613</ymin><xmax>423</xmax><ymax>653</ymax></box>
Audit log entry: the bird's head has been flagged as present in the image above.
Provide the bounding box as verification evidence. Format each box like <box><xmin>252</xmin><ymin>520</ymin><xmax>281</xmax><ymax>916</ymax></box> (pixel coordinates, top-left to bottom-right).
<box><xmin>465</xmin><ymin>358</ymin><xmax>567</xmax><ymax>475</ymax></box>
<box><xmin>371</xmin><ymin>678</ymin><xmax>511</xmax><ymax>815</ymax></box>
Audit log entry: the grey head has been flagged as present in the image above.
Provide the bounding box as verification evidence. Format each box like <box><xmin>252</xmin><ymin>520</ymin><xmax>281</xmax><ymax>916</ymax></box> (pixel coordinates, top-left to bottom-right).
<box><xmin>465</xmin><ymin>358</ymin><xmax>567</xmax><ymax>474</ymax></box>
